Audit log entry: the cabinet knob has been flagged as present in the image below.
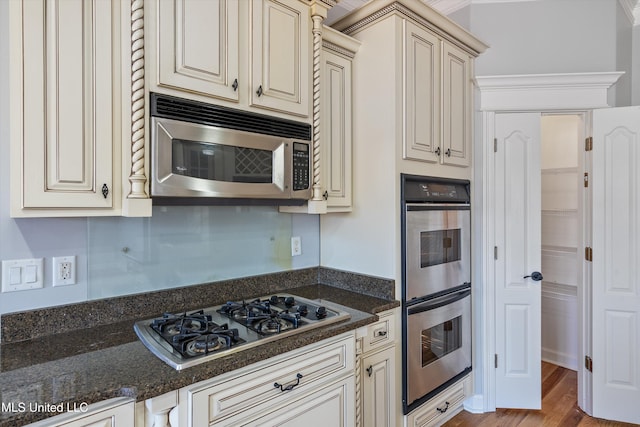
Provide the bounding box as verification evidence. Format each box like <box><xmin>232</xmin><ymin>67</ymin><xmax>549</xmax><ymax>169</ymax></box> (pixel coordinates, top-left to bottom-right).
<box><xmin>366</xmin><ymin>366</ymin><xmax>373</xmax><ymax>377</ymax></box>
<box><xmin>435</xmin><ymin>147</ymin><xmax>441</xmax><ymax>157</ymax></box>
<box><xmin>256</xmin><ymin>85</ymin><xmax>263</xmax><ymax>97</ymax></box>
<box><xmin>323</xmin><ymin>191</ymin><xmax>328</xmax><ymax>200</ymax></box>
<box><xmin>101</xmin><ymin>184</ymin><xmax>109</xmax><ymax>199</ymax></box>
<box><xmin>445</xmin><ymin>148</ymin><xmax>451</xmax><ymax>157</ymax></box>
<box><xmin>232</xmin><ymin>78</ymin><xmax>238</xmax><ymax>92</ymax></box>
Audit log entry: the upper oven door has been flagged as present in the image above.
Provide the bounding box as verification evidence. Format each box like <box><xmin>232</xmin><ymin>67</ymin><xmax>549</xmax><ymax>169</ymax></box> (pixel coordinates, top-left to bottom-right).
<box><xmin>151</xmin><ymin>117</ymin><xmax>298</xmax><ymax>199</ymax></box>
<box><xmin>405</xmin><ymin>204</ymin><xmax>471</xmax><ymax>300</ymax></box>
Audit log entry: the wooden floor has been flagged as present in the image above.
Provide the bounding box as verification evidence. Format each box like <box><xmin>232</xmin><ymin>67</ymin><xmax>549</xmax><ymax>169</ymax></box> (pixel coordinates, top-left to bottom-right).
<box><xmin>443</xmin><ymin>362</ymin><xmax>639</xmax><ymax>427</ymax></box>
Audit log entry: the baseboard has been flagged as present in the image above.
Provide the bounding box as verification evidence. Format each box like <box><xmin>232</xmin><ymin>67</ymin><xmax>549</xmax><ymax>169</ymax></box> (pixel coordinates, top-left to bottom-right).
<box><xmin>463</xmin><ymin>394</ymin><xmax>486</xmax><ymax>414</ymax></box>
<box><xmin>542</xmin><ymin>348</ymin><xmax>578</xmax><ymax>371</ymax></box>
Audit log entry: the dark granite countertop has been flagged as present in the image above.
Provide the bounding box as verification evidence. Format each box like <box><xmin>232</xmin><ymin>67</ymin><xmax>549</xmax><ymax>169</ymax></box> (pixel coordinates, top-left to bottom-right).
<box><xmin>0</xmin><ymin>278</ymin><xmax>399</xmax><ymax>426</ymax></box>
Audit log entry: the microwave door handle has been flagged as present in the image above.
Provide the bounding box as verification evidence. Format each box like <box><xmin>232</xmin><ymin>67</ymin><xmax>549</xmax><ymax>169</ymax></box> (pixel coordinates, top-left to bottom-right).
<box><xmin>273</xmin><ymin>143</ymin><xmax>286</xmax><ymax>191</ymax></box>
<box><xmin>407</xmin><ymin>288</ymin><xmax>471</xmax><ymax>315</ymax></box>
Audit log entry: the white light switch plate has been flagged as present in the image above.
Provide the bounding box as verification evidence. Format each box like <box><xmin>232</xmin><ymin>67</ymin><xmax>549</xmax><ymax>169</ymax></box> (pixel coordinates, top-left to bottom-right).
<box><xmin>1</xmin><ymin>258</ymin><xmax>44</xmax><ymax>292</ymax></box>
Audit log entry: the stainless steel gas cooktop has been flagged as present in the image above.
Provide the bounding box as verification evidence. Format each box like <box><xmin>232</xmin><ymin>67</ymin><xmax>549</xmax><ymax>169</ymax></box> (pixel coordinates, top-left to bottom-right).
<box><xmin>134</xmin><ymin>294</ymin><xmax>351</xmax><ymax>370</ymax></box>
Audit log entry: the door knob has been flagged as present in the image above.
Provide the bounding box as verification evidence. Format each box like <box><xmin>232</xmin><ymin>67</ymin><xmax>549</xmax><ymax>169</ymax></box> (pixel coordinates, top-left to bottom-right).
<box><xmin>524</xmin><ymin>271</ymin><xmax>543</xmax><ymax>281</ymax></box>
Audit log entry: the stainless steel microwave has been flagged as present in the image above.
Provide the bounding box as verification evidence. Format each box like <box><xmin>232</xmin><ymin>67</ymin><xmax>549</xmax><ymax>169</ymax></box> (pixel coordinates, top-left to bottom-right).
<box><xmin>150</xmin><ymin>94</ymin><xmax>312</xmax><ymax>204</ymax></box>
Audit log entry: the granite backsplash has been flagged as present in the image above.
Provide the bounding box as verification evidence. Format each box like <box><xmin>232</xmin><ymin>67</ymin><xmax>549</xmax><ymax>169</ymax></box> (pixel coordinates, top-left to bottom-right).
<box><xmin>1</xmin><ymin>267</ymin><xmax>395</xmax><ymax>343</ymax></box>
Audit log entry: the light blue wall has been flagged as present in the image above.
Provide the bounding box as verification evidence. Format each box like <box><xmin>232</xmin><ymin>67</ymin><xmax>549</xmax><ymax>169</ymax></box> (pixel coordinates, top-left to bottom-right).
<box><xmin>87</xmin><ymin>206</ymin><xmax>320</xmax><ymax>300</ymax></box>
<box><xmin>0</xmin><ymin>0</ymin><xmax>320</xmax><ymax>316</ymax></box>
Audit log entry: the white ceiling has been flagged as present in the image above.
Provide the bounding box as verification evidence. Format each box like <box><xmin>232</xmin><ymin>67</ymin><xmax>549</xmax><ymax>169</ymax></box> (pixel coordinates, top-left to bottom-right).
<box><xmin>325</xmin><ymin>0</ymin><xmax>640</xmax><ymax>26</ymax></box>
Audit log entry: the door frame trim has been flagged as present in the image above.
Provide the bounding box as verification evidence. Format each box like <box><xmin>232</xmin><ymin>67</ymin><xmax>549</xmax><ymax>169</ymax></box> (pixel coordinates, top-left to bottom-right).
<box><xmin>471</xmin><ymin>72</ymin><xmax>622</xmax><ymax>413</ymax></box>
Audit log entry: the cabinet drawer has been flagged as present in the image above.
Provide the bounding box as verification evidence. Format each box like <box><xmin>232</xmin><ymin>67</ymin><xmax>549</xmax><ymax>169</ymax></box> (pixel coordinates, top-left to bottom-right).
<box><xmin>406</xmin><ymin>376</ymin><xmax>468</xmax><ymax>427</ymax></box>
<box><xmin>186</xmin><ymin>334</ymin><xmax>355</xmax><ymax>426</ymax></box>
<box><xmin>26</xmin><ymin>398</ymin><xmax>134</xmax><ymax>427</ymax></box>
<box><xmin>363</xmin><ymin>310</ymin><xmax>396</xmax><ymax>353</ymax></box>
<box><xmin>234</xmin><ymin>376</ymin><xmax>355</xmax><ymax>426</ymax></box>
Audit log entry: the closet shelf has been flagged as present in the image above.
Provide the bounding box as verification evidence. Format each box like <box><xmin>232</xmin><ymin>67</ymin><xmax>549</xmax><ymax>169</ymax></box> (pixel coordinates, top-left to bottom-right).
<box><xmin>542</xmin><ymin>245</ymin><xmax>578</xmax><ymax>253</ymax></box>
<box><xmin>541</xmin><ymin>167</ymin><xmax>578</xmax><ymax>175</ymax></box>
<box><xmin>542</xmin><ymin>209</ymin><xmax>578</xmax><ymax>215</ymax></box>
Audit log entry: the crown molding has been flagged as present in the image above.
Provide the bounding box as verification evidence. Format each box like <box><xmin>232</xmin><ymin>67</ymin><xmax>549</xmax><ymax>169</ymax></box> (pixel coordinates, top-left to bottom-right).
<box><xmin>618</xmin><ymin>0</ymin><xmax>640</xmax><ymax>25</ymax></box>
<box><xmin>475</xmin><ymin>72</ymin><xmax>625</xmax><ymax>111</ymax></box>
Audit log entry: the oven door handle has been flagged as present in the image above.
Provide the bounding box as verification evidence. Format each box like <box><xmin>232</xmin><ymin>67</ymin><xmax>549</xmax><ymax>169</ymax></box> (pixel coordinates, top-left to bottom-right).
<box><xmin>407</xmin><ymin>288</ymin><xmax>471</xmax><ymax>315</ymax></box>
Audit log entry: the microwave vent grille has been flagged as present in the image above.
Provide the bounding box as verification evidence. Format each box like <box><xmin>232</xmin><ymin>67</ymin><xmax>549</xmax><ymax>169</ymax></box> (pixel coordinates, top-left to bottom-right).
<box><xmin>151</xmin><ymin>93</ymin><xmax>312</xmax><ymax>141</ymax></box>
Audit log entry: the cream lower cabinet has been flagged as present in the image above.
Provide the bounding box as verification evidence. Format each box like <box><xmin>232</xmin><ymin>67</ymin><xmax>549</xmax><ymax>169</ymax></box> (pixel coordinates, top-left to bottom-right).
<box><xmin>160</xmin><ymin>333</ymin><xmax>356</xmax><ymax>426</ymax></box>
<box><xmin>27</xmin><ymin>398</ymin><xmax>134</xmax><ymax>427</ymax></box>
<box><xmin>358</xmin><ymin>309</ymin><xmax>399</xmax><ymax>427</ymax></box>
<box><xmin>405</xmin><ymin>376</ymin><xmax>471</xmax><ymax>427</ymax></box>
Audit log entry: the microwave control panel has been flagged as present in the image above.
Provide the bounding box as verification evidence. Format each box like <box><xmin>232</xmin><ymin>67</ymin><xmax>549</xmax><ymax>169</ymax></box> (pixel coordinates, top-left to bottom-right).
<box><xmin>292</xmin><ymin>142</ymin><xmax>310</xmax><ymax>190</ymax></box>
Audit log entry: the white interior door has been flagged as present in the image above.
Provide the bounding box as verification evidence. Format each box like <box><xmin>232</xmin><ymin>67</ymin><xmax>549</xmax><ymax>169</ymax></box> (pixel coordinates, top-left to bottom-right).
<box><xmin>494</xmin><ymin>113</ymin><xmax>542</xmax><ymax>409</ymax></box>
<box><xmin>591</xmin><ymin>106</ymin><xmax>640</xmax><ymax>424</ymax></box>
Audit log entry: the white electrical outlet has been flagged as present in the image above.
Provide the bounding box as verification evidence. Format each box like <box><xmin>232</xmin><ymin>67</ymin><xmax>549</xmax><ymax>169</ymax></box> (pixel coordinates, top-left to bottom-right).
<box><xmin>53</xmin><ymin>256</ymin><xmax>76</xmax><ymax>286</ymax></box>
<box><xmin>291</xmin><ymin>236</ymin><xmax>302</xmax><ymax>256</ymax></box>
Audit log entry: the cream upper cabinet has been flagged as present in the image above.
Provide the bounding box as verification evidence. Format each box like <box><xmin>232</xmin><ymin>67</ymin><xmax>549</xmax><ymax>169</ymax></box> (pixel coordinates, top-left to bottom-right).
<box><xmin>11</xmin><ymin>0</ymin><xmax>117</xmax><ymax>216</ymax></box>
<box><xmin>330</xmin><ymin>0</ymin><xmax>486</xmax><ymax>182</ymax></box>
<box><xmin>150</xmin><ymin>0</ymin><xmax>311</xmax><ymax>119</ymax></box>
<box><xmin>157</xmin><ymin>0</ymin><xmax>240</xmax><ymax>101</ymax></box>
<box><xmin>441</xmin><ymin>41</ymin><xmax>472</xmax><ymax>167</ymax></box>
<box><xmin>404</xmin><ymin>21</ymin><xmax>441</xmax><ymax>164</ymax></box>
<box><xmin>320</xmin><ymin>27</ymin><xmax>359</xmax><ymax>212</ymax></box>
<box><xmin>250</xmin><ymin>0</ymin><xmax>310</xmax><ymax>117</ymax></box>
<box><xmin>10</xmin><ymin>0</ymin><xmax>151</xmax><ymax>218</ymax></box>
<box><xmin>404</xmin><ymin>24</ymin><xmax>472</xmax><ymax>167</ymax></box>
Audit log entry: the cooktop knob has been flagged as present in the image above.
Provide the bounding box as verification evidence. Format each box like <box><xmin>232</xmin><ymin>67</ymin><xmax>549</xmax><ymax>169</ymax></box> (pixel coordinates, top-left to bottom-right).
<box><xmin>284</xmin><ymin>296</ymin><xmax>295</xmax><ymax>307</ymax></box>
<box><xmin>315</xmin><ymin>306</ymin><xmax>327</xmax><ymax>319</ymax></box>
<box><xmin>297</xmin><ymin>304</ymin><xmax>308</xmax><ymax>316</ymax></box>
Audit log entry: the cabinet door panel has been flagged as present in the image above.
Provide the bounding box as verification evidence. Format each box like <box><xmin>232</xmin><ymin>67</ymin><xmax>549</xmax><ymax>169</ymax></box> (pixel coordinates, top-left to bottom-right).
<box><xmin>321</xmin><ymin>50</ymin><xmax>352</xmax><ymax>210</ymax></box>
<box><xmin>404</xmin><ymin>22</ymin><xmax>440</xmax><ymax>163</ymax></box>
<box><xmin>26</xmin><ymin>400</ymin><xmax>134</xmax><ymax>427</ymax></box>
<box><xmin>21</xmin><ymin>0</ymin><xmax>113</xmax><ymax>209</ymax></box>
<box><xmin>158</xmin><ymin>0</ymin><xmax>239</xmax><ymax>101</ymax></box>
<box><xmin>362</xmin><ymin>347</ymin><xmax>396</xmax><ymax>427</ymax></box>
<box><xmin>251</xmin><ymin>0</ymin><xmax>309</xmax><ymax>117</ymax></box>
<box><xmin>442</xmin><ymin>42</ymin><xmax>471</xmax><ymax>167</ymax></box>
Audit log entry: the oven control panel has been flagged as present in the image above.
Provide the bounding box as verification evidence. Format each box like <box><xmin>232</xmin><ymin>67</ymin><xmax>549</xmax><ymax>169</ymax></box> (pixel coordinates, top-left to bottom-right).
<box><xmin>402</xmin><ymin>176</ymin><xmax>470</xmax><ymax>204</ymax></box>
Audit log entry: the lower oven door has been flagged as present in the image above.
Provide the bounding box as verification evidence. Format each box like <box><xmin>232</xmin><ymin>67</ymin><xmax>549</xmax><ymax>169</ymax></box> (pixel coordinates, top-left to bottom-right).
<box><xmin>405</xmin><ymin>287</ymin><xmax>471</xmax><ymax>412</ymax></box>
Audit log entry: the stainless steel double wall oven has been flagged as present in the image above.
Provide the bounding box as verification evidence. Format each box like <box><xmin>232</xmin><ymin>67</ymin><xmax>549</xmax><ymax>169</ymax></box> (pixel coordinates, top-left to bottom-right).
<box><xmin>401</xmin><ymin>174</ymin><xmax>472</xmax><ymax>414</ymax></box>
